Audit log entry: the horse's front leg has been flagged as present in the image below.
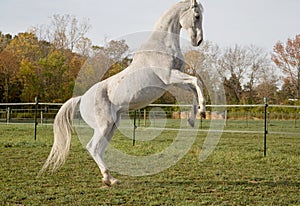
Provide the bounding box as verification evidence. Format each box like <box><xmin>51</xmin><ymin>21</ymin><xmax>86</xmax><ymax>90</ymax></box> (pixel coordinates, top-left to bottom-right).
<box><xmin>167</xmin><ymin>70</ymin><xmax>206</xmax><ymax>125</ymax></box>
<box><xmin>193</xmin><ymin>77</ymin><xmax>206</xmax><ymax>117</ymax></box>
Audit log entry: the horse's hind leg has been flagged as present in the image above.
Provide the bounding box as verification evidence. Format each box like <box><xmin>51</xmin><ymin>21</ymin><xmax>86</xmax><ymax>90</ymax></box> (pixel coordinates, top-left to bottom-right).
<box><xmin>86</xmin><ymin>112</ymin><xmax>120</xmax><ymax>186</ymax></box>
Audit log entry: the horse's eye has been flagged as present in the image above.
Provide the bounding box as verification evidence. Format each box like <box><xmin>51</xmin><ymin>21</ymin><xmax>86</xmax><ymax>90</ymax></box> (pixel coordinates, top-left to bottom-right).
<box><xmin>195</xmin><ymin>14</ymin><xmax>200</xmax><ymax>20</ymax></box>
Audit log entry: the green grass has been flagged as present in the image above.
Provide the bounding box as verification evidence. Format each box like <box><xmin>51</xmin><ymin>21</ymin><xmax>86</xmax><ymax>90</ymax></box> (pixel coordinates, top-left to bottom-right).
<box><xmin>0</xmin><ymin>123</ymin><xmax>299</xmax><ymax>205</ymax></box>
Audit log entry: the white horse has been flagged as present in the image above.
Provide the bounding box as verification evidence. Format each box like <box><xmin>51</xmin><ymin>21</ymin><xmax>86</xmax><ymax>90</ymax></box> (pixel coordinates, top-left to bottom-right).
<box><xmin>40</xmin><ymin>0</ymin><xmax>206</xmax><ymax>186</ymax></box>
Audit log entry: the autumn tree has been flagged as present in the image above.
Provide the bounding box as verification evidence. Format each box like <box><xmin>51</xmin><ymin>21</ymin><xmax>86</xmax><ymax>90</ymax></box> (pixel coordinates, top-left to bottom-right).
<box><xmin>216</xmin><ymin>45</ymin><xmax>274</xmax><ymax>104</ymax></box>
<box><xmin>272</xmin><ymin>34</ymin><xmax>300</xmax><ymax>100</ymax></box>
<box><xmin>3</xmin><ymin>32</ymin><xmax>45</xmax><ymax>102</ymax></box>
<box><xmin>5</xmin><ymin>32</ymin><xmax>43</xmax><ymax>62</ymax></box>
<box><xmin>94</xmin><ymin>39</ymin><xmax>130</xmax><ymax>62</ymax></box>
<box><xmin>242</xmin><ymin>46</ymin><xmax>277</xmax><ymax>104</ymax></box>
<box><xmin>253</xmin><ymin>60</ymin><xmax>279</xmax><ymax>104</ymax></box>
<box><xmin>0</xmin><ymin>32</ymin><xmax>12</xmax><ymax>52</ymax></box>
<box><xmin>184</xmin><ymin>41</ymin><xmax>222</xmax><ymax>104</ymax></box>
<box><xmin>74</xmin><ymin>40</ymin><xmax>130</xmax><ymax>96</ymax></box>
<box><xmin>94</xmin><ymin>39</ymin><xmax>130</xmax><ymax>80</ymax></box>
<box><xmin>76</xmin><ymin>37</ymin><xmax>93</xmax><ymax>57</ymax></box>
<box><xmin>1</xmin><ymin>31</ymin><xmax>87</xmax><ymax>102</ymax></box>
<box><xmin>17</xmin><ymin>59</ymin><xmax>42</xmax><ymax>102</ymax></box>
<box><xmin>0</xmin><ymin>32</ymin><xmax>18</xmax><ymax>102</ymax></box>
<box><xmin>0</xmin><ymin>15</ymin><xmax>92</xmax><ymax>103</ymax></box>
<box><xmin>39</xmin><ymin>50</ymin><xmax>67</xmax><ymax>102</ymax></box>
<box><xmin>278</xmin><ymin>78</ymin><xmax>296</xmax><ymax>101</ymax></box>
<box><xmin>36</xmin><ymin>14</ymin><xmax>91</xmax><ymax>53</ymax></box>
<box><xmin>185</xmin><ymin>50</ymin><xmax>205</xmax><ymax>76</ymax></box>
<box><xmin>0</xmin><ymin>50</ymin><xmax>20</xmax><ymax>102</ymax></box>
<box><xmin>66</xmin><ymin>52</ymin><xmax>87</xmax><ymax>93</ymax></box>
<box><xmin>217</xmin><ymin>45</ymin><xmax>250</xmax><ymax>104</ymax></box>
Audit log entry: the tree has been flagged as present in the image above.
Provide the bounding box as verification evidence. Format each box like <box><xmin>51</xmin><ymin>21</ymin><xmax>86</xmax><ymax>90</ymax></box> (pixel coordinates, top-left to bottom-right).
<box><xmin>76</xmin><ymin>37</ymin><xmax>92</xmax><ymax>57</ymax></box>
<box><xmin>217</xmin><ymin>45</ymin><xmax>274</xmax><ymax>104</ymax></box>
<box><xmin>36</xmin><ymin>14</ymin><xmax>91</xmax><ymax>52</ymax></box>
<box><xmin>39</xmin><ymin>50</ymin><xmax>68</xmax><ymax>102</ymax></box>
<box><xmin>66</xmin><ymin>52</ymin><xmax>87</xmax><ymax>93</ymax></box>
<box><xmin>272</xmin><ymin>34</ymin><xmax>300</xmax><ymax>100</ymax></box>
<box><xmin>0</xmin><ymin>32</ymin><xmax>12</xmax><ymax>52</ymax></box>
<box><xmin>0</xmin><ymin>50</ymin><xmax>20</xmax><ymax>102</ymax></box>
<box><xmin>5</xmin><ymin>32</ymin><xmax>43</xmax><ymax>62</ymax></box>
<box><xmin>243</xmin><ymin>46</ymin><xmax>276</xmax><ymax>104</ymax></box>
<box><xmin>17</xmin><ymin>59</ymin><xmax>41</xmax><ymax>102</ymax></box>
<box><xmin>1</xmin><ymin>32</ymin><xmax>47</xmax><ymax>102</ymax></box>
<box><xmin>4</xmin><ymin>32</ymin><xmax>46</xmax><ymax>102</ymax></box>
<box><xmin>94</xmin><ymin>39</ymin><xmax>130</xmax><ymax>80</ymax></box>
<box><xmin>184</xmin><ymin>41</ymin><xmax>222</xmax><ymax>104</ymax></box>
<box><xmin>278</xmin><ymin>78</ymin><xmax>296</xmax><ymax>101</ymax></box>
<box><xmin>74</xmin><ymin>40</ymin><xmax>130</xmax><ymax>96</ymax></box>
<box><xmin>185</xmin><ymin>50</ymin><xmax>205</xmax><ymax>76</ymax></box>
<box><xmin>255</xmin><ymin>69</ymin><xmax>279</xmax><ymax>104</ymax></box>
<box><xmin>223</xmin><ymin>73</ymin><xmax>243</xmax><ymax>104</ymax></box>
<box><xmin>217</xmin><ymin>45</ymin><xmax>250</xmax><ymax>104</ymax></box>
<box><xmin>96</xmin><ymin>39</ymin><xmax>130</xmax><ymax>62</ymax></box>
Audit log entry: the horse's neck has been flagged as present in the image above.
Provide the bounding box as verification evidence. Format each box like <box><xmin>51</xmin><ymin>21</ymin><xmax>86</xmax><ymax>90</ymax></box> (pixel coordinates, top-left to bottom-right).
<box><xmin>140</xmin><ymin>2</ymin><xmax>187</xmax><ymax>52</ymax></box>
<box><xmin>132</xmin><ymin>2</ymin><xmax>189</xmax><ymax>70</ymax></box>
<box><xmin>152</xmin><ymin>6</ymin><xmax>182</xmax><ymax>37</ymax></box>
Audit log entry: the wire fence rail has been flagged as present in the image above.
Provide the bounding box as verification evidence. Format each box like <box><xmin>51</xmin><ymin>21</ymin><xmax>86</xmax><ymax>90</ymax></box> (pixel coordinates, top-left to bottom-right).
<box><xmin>1</xmin><ymin>101</ymin><xmax>299</xmax><ymax>157</ymax></box>
<box><xmin>1</xmin><ymin>102</ymin><xmax>300</xmax><ymax>136</ymax></box>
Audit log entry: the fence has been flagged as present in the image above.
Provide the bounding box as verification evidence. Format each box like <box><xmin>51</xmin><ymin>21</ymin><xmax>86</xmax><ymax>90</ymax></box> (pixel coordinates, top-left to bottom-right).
<box><xmin>1</xmin><ymin>102</ymin><xmax>300</xmax><ymax>130</ymax></box>
<box><xmin>1</xmin><ymin>101</ymin><xmax>299</xmax><ymax>156</ymax></box>
<box><xmin>0</xmin><ymin>102</ymin><xmax>61</xmax><ymax>124</ymax></box>
<box><xmin>1</xmin><ymin>102</ymin><xmax>300</xmax><ymax>135</ymax></box>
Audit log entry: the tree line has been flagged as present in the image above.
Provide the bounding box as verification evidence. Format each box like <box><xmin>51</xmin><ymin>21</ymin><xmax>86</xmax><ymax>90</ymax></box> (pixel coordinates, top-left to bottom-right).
<box><xmin>0</xmin><ymin>14</ymin><xmax>299</xmax><ymax>105</ymax></box>
<box><xmin>0</xmin><ymin>15</ymin><xmax>129</xmax><ymax>103</ymax></box>
<box><xmin>184</xmin><ymin>35</ymin><xmax>300</xmax><ymax>105</ymax></box>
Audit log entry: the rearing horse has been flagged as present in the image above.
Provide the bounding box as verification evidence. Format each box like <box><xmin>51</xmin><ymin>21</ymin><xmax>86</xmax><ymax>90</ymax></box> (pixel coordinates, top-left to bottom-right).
<box><xmin>40</xmin><ymin>0</ymin><xmax>206</xmax><ymax>186</ymax></box>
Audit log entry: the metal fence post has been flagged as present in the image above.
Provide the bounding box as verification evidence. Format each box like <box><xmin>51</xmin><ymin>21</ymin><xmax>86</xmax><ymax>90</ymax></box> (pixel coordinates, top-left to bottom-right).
<box><xmin>34</xmin><ymin>97</ymin><xmax>39</xmax><ymax>141</ymax></box>
<box><xmin>264</xmin><ymin>97</ymin><xmax>268</xmax><ymax>157</ymax></box>
<box><xmin>133</xmin><ymin>110</ymin><xmax>137</xmax><ymax>146</ymax></box>
<box><xmin>40</xmin><ymin>110</ymin><xmax>43</xmax><ymax>125</ymax></box>
<box><xmin>6</xmin><ymin>107</ymin><xmax>10</xmax><ymax>124</ymax></box>
<box><xmin>143</xmin><ymin>108</ymin><xmax>147</xmax><ymax>127</ymax></box>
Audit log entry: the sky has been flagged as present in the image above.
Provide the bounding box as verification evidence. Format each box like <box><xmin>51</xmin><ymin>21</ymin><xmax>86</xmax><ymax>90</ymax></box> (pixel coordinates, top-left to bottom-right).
<box><xmin>1</xmin><ymin>0</ymin><xmax>300</xmax><ymax>52</ymax></box>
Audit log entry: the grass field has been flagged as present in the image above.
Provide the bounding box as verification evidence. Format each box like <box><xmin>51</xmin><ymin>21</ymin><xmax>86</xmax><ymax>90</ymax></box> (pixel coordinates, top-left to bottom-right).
<box><xmin>0</xmin><ymin>122</ymin><xmax>299</xmax><ymax>205</ymax></box>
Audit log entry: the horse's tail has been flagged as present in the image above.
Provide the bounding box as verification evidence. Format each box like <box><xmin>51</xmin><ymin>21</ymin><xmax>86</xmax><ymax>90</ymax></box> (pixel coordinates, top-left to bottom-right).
<box><xmin>38</xmin><ymin>96</ymin><xmax>81</xmax><ymax>176</ymax></box>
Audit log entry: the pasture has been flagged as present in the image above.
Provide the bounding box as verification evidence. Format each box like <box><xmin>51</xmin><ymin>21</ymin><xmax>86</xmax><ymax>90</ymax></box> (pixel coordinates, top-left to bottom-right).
<box><xmin>1</xmin><ymin>122</ymin><xmax>299</xmax><ymax>205</ymax></box>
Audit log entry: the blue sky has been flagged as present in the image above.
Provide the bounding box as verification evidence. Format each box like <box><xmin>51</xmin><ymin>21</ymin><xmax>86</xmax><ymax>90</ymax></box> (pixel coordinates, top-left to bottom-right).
<box><xmin>1</xmin><ymin>0</ymin><xmax>299</xmax><ymax>51</ymax></box>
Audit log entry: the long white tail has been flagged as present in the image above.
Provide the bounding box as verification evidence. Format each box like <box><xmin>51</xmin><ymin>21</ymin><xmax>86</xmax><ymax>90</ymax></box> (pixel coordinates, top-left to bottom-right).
<box><xmin>39</xmin><ymin>96</ymin><xmax>81</xmax><ymax>175</ymax></box>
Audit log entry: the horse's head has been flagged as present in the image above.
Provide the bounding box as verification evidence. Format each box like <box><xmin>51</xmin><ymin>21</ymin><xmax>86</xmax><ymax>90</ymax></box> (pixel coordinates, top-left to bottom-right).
<box><xmin>180</xmin><ymin>0</ymin><xmax>203</xmax><ymax>47</ymax></box>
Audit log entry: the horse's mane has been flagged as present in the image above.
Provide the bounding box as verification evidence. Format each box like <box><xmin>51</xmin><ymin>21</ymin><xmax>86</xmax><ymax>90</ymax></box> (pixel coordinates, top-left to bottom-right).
<box><xmin>179</xmin><ymin>0</ymin><xmax>204</xmax><ymax>13</ymax></box>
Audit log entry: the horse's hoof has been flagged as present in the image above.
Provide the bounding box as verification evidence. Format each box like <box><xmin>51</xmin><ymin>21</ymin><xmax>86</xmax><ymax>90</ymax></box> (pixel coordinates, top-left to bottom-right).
<box><xmin>200</xmin><ymin>112</ymin><xmax>206</xmax><ymax>119</ymax></box>
<box><xmin>188</xmin><ymin>118</ymin><xmax>195</xmax><ymax>128</ymax></box>
<box><xmin>102</xmin><ymin>178</ymin><xmax>111</xmax><ymax>186</ymax></box>
<box><xmin>102</xmin><ymin>177</ymin><xmax>121</xmax><ymax>186</ymax></box>
<box><xmin>111</xmin><ymin>178</ymin><xmax>121</xmax><ymax>185</ymax></box>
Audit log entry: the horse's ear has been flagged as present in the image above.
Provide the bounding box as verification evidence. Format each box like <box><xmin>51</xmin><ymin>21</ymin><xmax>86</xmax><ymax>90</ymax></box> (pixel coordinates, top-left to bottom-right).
<box><xmin>190</xmin><ymin>0</ymin><xmax>197</xmax><ymax>8</ymax></box>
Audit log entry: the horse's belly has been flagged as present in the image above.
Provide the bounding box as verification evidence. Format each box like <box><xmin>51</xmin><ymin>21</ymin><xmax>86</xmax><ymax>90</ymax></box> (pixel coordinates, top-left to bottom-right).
<box><xmin>127</xmin><ymin>87</ymin><xmax>166</xmax><ymax>110</ymax></box>
<box><xmin>108</xmin><ymin>72</ymin><xmax>167</xmax><ymax>111</ymax></box>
